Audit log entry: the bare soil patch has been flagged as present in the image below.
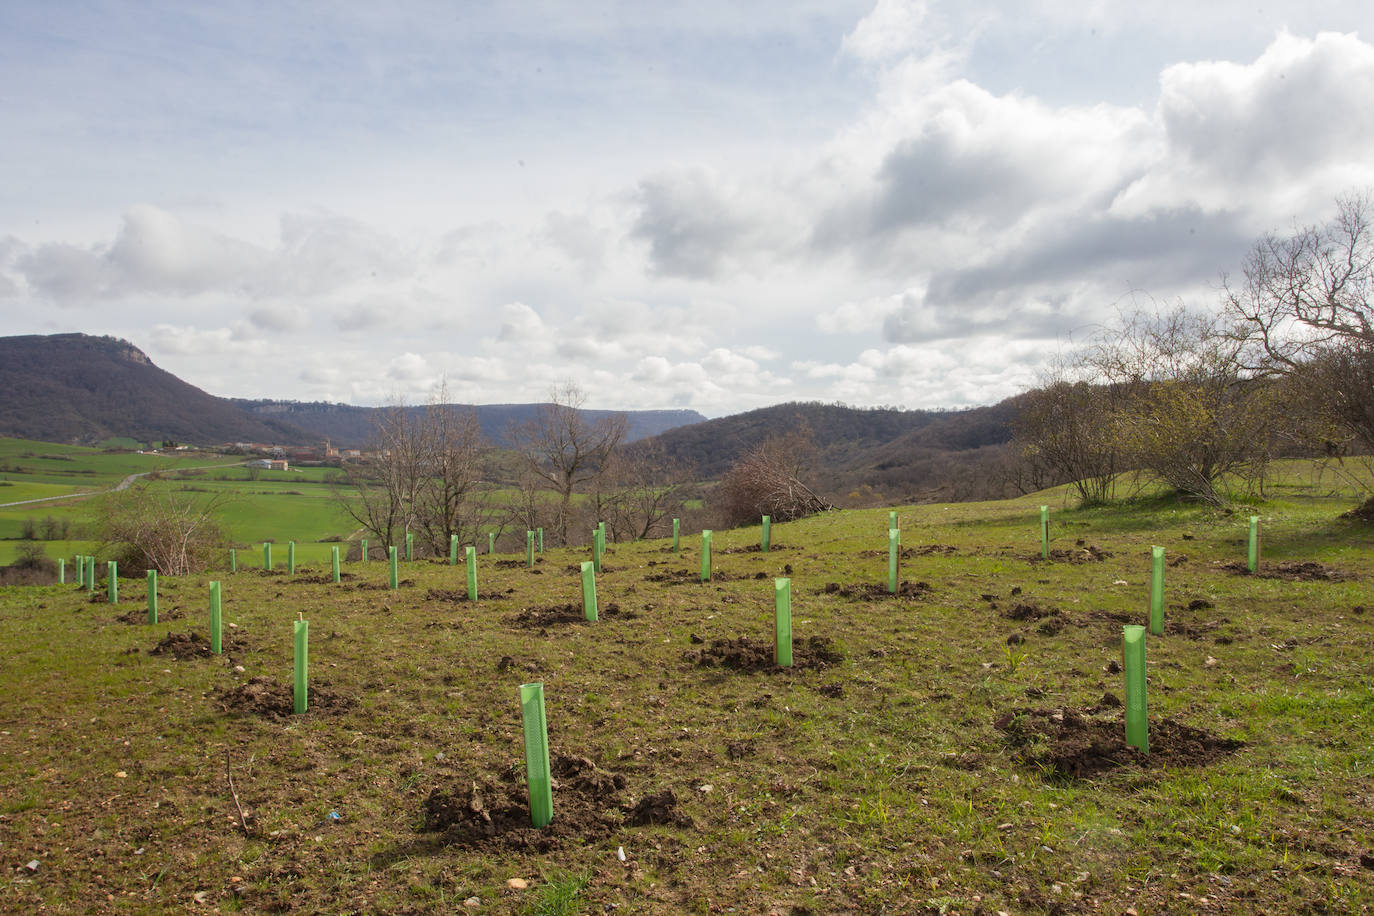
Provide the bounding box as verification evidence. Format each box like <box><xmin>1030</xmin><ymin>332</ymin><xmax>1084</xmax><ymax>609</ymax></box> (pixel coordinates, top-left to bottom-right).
<box><xmin>645</xmin><ymin>568</ymin><xmax>759</xmax><ymax>585</ymax></box>
<box><xmin>719</xmin><ymin>543</ymin><xmax>794</xmax><ymax>554</ymax></box>
<box><xmin>116</xmin><ymin>606</ymin><xmax>184</xmax><ymax>624</ymax></box>
<box><xmin>148</xmin><ymin>630</ymin><xmax>220</xmax><ymax>660</ymax></box>
<box><xmin>290</xmin><ymin>572</ymin><xmax>358</xmax><ymax>584</ymax></box>
<box><xmin>420</xmin><ymin>754</ymin><xmax>689</xmax><ymax>851</ymax></box>
<box><xmin>995</xmin><ymin>704</ymin><xmax>1244</xmax><ymax>779</ymax></box>
<box><xmin>505</xmin><ymin>602</ymin><xmax>637</xmax><ymax>628</ymax></box>
<box><xmin>495</xmin><ymin>558</ymin><xmax>545</xmax><ymax>569</ymax></box>
<box><xmin>425</xmin><ymin>587</ymin><xmax>511</xmax><ymax>602</ymax></box>
<box><xmin>1219</xmin><ymin>560</ymin><xmax>1357</xmax><ymax>581</ymax></box>
<box><xmin>684</xmin><ymin>635</ymin><xmax>843</xmax><ymax>671</ymax></box>
<box><xmin>819</xmin><ymin>580</ymin><xmax>932</xmax><ymax>600</ymax></box>
<box><xmin>214</xmin><ymin>677</ymin><xmax>353</xmax><ymax>718</ymax></box>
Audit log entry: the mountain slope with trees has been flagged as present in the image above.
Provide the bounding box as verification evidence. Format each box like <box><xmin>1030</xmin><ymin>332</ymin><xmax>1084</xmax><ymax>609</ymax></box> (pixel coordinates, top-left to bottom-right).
<box><xmin>0</xmin><ymin>333</ymin><xmax>311</xmax><ymax>446</ymax></box>
<box><xmin>634</xmin><ymin>399</ymin><xmax>1023</xmax><ymax>505</ymax></box>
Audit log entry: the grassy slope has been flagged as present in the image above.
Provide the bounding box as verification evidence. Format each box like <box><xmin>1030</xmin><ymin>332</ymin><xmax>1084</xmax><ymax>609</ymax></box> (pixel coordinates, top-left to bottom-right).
<box><xmin>1</xmin><ymin>474</ymin><xmax>1373</xmax><ymax>914</ymax></box>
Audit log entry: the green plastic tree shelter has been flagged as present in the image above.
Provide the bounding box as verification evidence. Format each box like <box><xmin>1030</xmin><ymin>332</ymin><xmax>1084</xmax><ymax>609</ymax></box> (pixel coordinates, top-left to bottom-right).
<box><xmin>466</xmin><ymin>546</ymin><xmax>478</xmax><ymax>601</ymax></box>
<box><xmin>537</xmin><ymin>528</ymin><xmax>544</xmax><ymax>553</ymax></box>
<box><xmin>450</xmin><ymin>534</ymin><xmax>459</xmax><ymax>565</ymax></box>
<box><xmin>701</xmin><ymin>530</ymin><xmax>712</xmax><ymax>582</ymax></box>
<box><xmin>288</xmin><ymin>541</ymin><xmax>296</xmax><ymax>574</ymax></box>
<box><xmin>86</xmin><ymin>556</ymin><xmax>95</xmax><ymax>593</ymax></box>
<box><xmin>761</xmin><ymin>515</ymin><xmax>771</xmax><ymax>552</ymax></box>
<box><xmin>406</xmin><ymin>531</ymin><xmax>414</xmax><ymax>561</ymax></box>
<box><xmin>147</xmin><ymin>569</ymin><xmax>157</xmax><ymax>624</ymax></box>
<box><xmin>360</xmin><ymin>538</ymin><xmax>368</xmax><ymax>564</ymax></box>
<box><xmin>331</xmin><ymin>546</ymin><xmax>341</xmax><ymax>583</ymax></box>
<box><xmin>1040</xmin><ymin>505</ymin><xmax>1049</xmax><ymax>559</ymax></box>
<box><xmin>594</xmin><ymin>525</ymin><xmax>605</xmax><ymax>573</ymax></box>
<box><xmin>389</xmin><ymin>546</ymin><xmax>398</xmax><ymax>590</ymax></box>
<box><xmin>489</xmin><ymin>532</ymin><xmax>495</xmax><ymax>555</ymax></box>
<box><xmin>527</xmin><ymin>530</ymin><xmax>535</xmax><ymax>568</ymax></box>
<box><xmin>263</xmin><ymin>542</ymin><xmax>272</xmax><ymax>571</ymax></box>
<box><xmin>107</xmin><ymin>561</ymin><xmax>118</xmax><ymax>604</ymax></box>
<box><xmin>209</xmin><ymin>581</ymin><xmax>222</xmax><ymax>654</ymax></box>
<box><xmin>672</xmin><ymin>518</ymin><xmax>680</xmax><ymax>552</ymax></box>
<box><xmin>775</xmin><ymin>578</ymin><xmax>792</xmax><ymax>667</ymax></box>
<box><xmin>888</xmin><ymin>528</ymin><xmax>900</xmax><ymax>594</ymax></box>
<box><xmin>520</xmin><ymin>682</ymin><xmax>553</xmax><ymax>827</ymax></box>
<box><xmin>294</xmin><ymin>617</ymin><xmax>309</xmax><ymax>715</ymax></box>
<box><xmin>1248</xmin><ymin>516</ymin><xmax>1260</xmax><ymax>573</ymax></box>
<box><xmin>1150</xmin><ymin>546</ymin><xmax>1165</xmax><ymax>636</ymax></box>
<box><xmin>58</xmin><ymin>558</ymin><xmax>65</xmax><ymax>585</ymax></box>
<box><xmin>230</xmin><ymin>548</ymin><xmax>237</xmax><ymax>572</ymax></box>
<box><xmin>581</xmin><ymin>561</ymin><xmax>598</xmax><ymax>622</ymax></box>
<box><xmin>1123</xmin><ymin>624</ymin><xmax>1148</xmax><ymax>752</ymax></box>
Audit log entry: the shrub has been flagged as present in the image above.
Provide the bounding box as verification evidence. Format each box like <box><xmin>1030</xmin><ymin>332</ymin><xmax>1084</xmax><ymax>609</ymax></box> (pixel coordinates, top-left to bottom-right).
<box><xmin>99</xmin><ymin>486</ymin><xmax>227</xmax><ymax>575</ymax></box>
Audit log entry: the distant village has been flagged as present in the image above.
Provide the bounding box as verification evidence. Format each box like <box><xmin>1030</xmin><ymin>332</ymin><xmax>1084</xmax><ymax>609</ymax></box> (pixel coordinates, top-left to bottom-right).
<box><xmin>139</xmin><ymin>439</ymin><xmax>371</xmax><ymax>470</ymax></box>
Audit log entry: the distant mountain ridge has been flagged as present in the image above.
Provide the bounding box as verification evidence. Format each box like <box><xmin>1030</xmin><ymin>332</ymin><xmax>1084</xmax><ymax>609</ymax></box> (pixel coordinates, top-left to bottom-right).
<box><xmin>232</xmin><ymin>399</ymin><xmax>707</xmax><ymax>448</ymax></box>
<box><xmin>0</xmin><ymin>333</ymin><xmax>706</xmax><ymax>447</ymax></box>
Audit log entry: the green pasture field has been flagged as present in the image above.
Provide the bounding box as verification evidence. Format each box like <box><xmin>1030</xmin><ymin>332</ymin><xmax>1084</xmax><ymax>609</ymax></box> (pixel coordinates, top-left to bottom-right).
<box><xmin>2</xmin><ymin>467</ymin><xmax>1373</xmax><ymax>914</ymax></box>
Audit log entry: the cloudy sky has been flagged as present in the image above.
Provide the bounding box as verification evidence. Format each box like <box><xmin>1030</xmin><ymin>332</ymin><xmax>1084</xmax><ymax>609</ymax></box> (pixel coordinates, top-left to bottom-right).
<box><xmin>2</xmin><ymin>1</ymin><xmax>1372</xmax><ymax>416</ymax></box>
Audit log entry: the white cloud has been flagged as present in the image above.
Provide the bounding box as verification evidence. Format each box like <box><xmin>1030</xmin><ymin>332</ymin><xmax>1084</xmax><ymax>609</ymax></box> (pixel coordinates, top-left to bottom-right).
<box><xmin>842</xmin><ymin>0</ymin><xmax>933</xmax><ymax>63</ymax></box>
<box><xmin>386</xmin><ymin>352</ymin><xmax>430</xmax><ymax>382</ymax></box>
<box><xmin>1114</xmin><ymin>31</ymin><xmax>1374</xmax><ymax>222</ymax></box>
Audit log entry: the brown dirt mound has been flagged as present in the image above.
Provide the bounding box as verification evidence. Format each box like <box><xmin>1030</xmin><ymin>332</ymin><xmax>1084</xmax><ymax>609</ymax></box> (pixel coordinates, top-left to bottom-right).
<box><xmin>645</xmin><ymin>568</ymin><xmax>699</xmax><ymax>584</ymax></box>
<box><xmin>1218</xmin><ymin>560</ymin><xmax>1356</xmax><ymax>581</ymax></box>
<box><xmin>719</xmin><ymin>543</ymin><xmax>794</xmax><ymax>554</ymax></box>
<box><xmin>116</xmin><ymin>606</ymin><xmax>184</xmax><ymax>624</ymax></box>
<box><xmin>1002</xmin><ymin>601</ymin><xmax>1060</xmax><ymax>621</ymax></box>
<box><xmin>1340</xmin><ymin>497</ymin><xmax>1374</xmax><ymax>522</ymax></box>
<box><xmin>626</xmin><ymin>788</ymin><xmax>695</xmax><ymax>828</ymax></box>
<box><xmin>495</xmin><ymin>558</ymin><xmax>543</xmax><ymax>569</ymax></box>
<box><xmin>214</xmin><ymin>677</ymin><xmax>353</xmax><ymax>718</ymax></box>
<box><xmin>425</xmin><ymin>588</ymin><xmax>510</xmax><ymax>602</ymax></box>
<box><xmin>505</xmin><ymin>602</ymin><xmax>636</xmax><ymax>628</ymax></box>
<box><xmin>343</xmin><ymin>581</ymin><xmax>393</xmax><ymax>591</ymax></box>
<box><xmin>148</xmin><ymin>631</ymin><xmax>219</xmax><ymax>660</ymax></box>
<box><xmin>644</xmin><ymin>568</ymin><xmax>752</xmax><ymax>584</ymax></box>
<box><xmin>863</xmin><ymin>544</ymin><xmax>959</xmax><ymax>559</ymax></box>
<box><xmin>290</xmin><ymin>572</ymin><xmax>357</xmax><ymax>584</ymax></box>
<box><xmin>820</xmin><ymin>580</ymin><xmax>932</xmax><ymax>600</ymax></box>
<box><xmin>684</xmin><ymin>635</ymin><xmax>843</xmax><ymax>671</ymax></box>
<box><xmin>994</xmin><ymin>705</ymin><xmax>1244</xmax><ymax>779</ymax></box>
<box><xmin>420</xmin><ymin>754</ymin><xmax>662</xmax><ymax>851</ymax></box>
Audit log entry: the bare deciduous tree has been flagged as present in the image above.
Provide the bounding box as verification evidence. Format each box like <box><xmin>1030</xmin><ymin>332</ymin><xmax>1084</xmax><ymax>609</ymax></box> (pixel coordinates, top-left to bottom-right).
<box><xmin>412</xmin><ymin>384</ymin><xmax>497</xmax><ymax>555</ymax></box>
<box><xmin>512</xmin><ymin>382</ymin><xmax>628</xmax><ymax>546</ymax></box>
<box><xmin>599</xmin><ymin>444</ymin><xmax>694</xmax><ymax>542</ymax></box>
<box><xmin>1224</xmin><ymin>192</ymin><xmax>1374</xmax><ymax>501</ymax></box>
<box><xmin>334</xmin><ymin>382</ymin><xmax>496</xmax><ymax>554</ymax></box>
<box><xmin>334</xmin><ymin>403</ymin><xmax>423</xmax><ymax>553</ymax></box>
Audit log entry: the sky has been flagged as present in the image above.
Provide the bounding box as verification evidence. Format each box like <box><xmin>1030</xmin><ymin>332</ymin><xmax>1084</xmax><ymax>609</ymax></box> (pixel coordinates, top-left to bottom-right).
<box><xmin>2</xmin><ymin>1</ymin><xmax>1372</xmax><ymax>417</ymax></box>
